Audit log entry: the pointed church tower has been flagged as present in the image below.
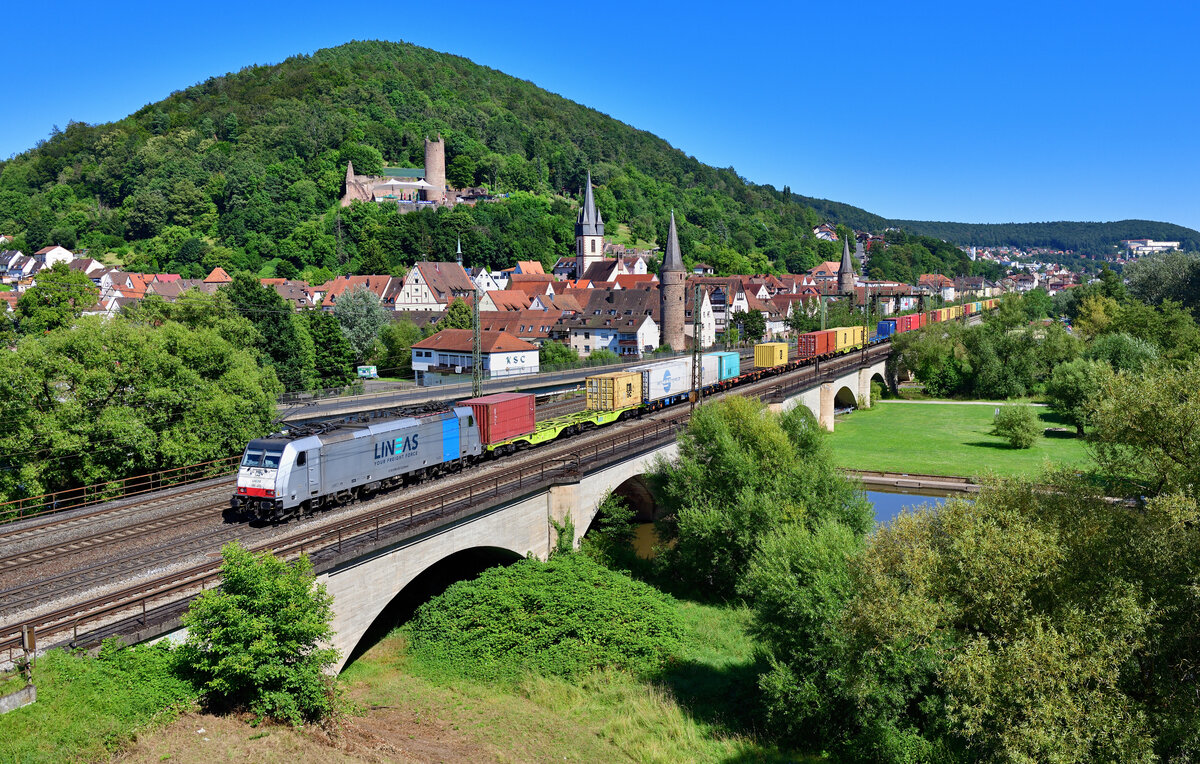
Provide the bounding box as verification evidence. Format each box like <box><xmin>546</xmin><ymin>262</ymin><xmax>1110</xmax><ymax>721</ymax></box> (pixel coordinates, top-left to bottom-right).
<box><xmin>659</xmin><ymin>211</ymin><xmax>687</xmax><ymax>352</ymax></box>
<box><xmin>838</xmin><ymin>237</ymin><xmax>855</xmax><ymax>295</ymax></box>
<box><xmin>574</xmin><ymin>171</ymin><xmax>605</xmax><ymax>278</ymax></box>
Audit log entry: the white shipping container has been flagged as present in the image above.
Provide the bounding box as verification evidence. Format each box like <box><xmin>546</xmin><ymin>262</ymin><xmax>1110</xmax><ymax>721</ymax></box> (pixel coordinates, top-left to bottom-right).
<box><xmin>628</xmin><ymin>358</ymin><xmax>691</xmax><ymax>402</ymax></box>
<box><xmin>701</xmin><ymin>354</ymin><xmax>720</xmax><ymax>386</ymax></box>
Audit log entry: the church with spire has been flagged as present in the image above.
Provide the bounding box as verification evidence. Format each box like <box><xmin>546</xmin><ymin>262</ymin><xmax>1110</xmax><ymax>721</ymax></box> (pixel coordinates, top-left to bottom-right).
<box><xmin>574</xmin><ymin>171</ymin><xmax>605</xmax><ymax>278</ymax></box>
<box><xmin>659</xmin><ymin>211</ymin><xmax>687</xmax><ymax>351</ymax></box>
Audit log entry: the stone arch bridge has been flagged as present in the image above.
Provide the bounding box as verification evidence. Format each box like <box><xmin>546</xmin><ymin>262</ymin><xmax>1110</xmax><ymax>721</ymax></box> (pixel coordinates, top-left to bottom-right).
<box><xmin>319</xmin><ymin>351</ymin><xmax>886</xmax><ymax>671</ymax></box>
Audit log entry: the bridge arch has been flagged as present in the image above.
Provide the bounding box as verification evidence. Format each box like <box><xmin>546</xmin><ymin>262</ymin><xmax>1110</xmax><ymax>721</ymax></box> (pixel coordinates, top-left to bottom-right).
<box><xmin>608</xmin><ymin>474</ymin><xmax>659</xmax><ymax>523</ymax></box>
<box><xmin>834</xmin><ymin>384</ymin><xmax>858</xmax><ymax>411</ymax></box>
<box><xmin>339</xmin><ymin>545</ymin><xmax>523</xmax><ymax>669</ymax></box>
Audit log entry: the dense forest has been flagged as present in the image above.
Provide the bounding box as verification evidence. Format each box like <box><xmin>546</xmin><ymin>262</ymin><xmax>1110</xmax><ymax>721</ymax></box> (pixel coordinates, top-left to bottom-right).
<box><xmin>892</xmin><ymin>219</ymin><xmax>1200</xmax><ymax>255</ymax></box>
<box><xmin>0</xmin><ymin>40</ymin><xmax>1193</xmax><ymax>282</ymax></box>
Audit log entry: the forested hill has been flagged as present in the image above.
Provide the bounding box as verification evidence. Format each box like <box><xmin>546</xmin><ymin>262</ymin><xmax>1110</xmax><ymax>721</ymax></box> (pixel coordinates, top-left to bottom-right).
<box><xmin>891</xmin><ymin>219</ymin><xmax>1200</xmax><ymax>255</ymax></box>
<box><xmin>0</xmin><ymin>39</ymin><xmax>1191</xmax><ymax>281</ymax></box>
<box><xmin>0</xmin><ymin>40</ymin><xmax>847</xmax><ymax>278</ymax></box>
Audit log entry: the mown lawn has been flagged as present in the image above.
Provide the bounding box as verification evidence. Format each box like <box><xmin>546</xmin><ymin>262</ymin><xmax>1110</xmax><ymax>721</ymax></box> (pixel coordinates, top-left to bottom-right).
<box><xmin>830</xmin><ymin>401</ymin><xmax>1091</xmax><ymax>478</ymax></box>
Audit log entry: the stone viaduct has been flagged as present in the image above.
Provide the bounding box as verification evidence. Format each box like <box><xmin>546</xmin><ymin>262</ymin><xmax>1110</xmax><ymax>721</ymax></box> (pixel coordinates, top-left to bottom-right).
<box><xmin>320</xmin><ymin>355</ymin><xmax>886</xmax><ymax>671</ymax></box>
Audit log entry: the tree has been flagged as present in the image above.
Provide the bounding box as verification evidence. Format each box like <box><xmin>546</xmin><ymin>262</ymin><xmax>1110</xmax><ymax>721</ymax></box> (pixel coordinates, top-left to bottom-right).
<box><xmin>1089</xmin><ymin>360</ymin><xmax>1200</xmax><ymax>496</ymax></box>
<box><xmin>1045</xmin><ymin>358</ymin><xmax>1111</xmax><ymax>435</ymax></box>
<box><xmin>333</xmin><ymin>285</ymin><xmax>388</xmax><ymax>363</ymax></box>
<box><xmin>15</xmin><ymin>261</ymin><xmax>99</xmax><ymax>334</ymax></box>
<box><xmin>539</xmin><ymin>340</ymin><xmax>578</xmax><ymax>369</ymax></box>
<box><xmin>1085</xmin><ymin>332</ymin><xmax>1158</xmax><ymax>372</ymax></box>
<box><xmin>179</xmin><ymin>543</ymin><xmax>339</xmax><ymax>724</ymax></box>
<box><xmin>304</xmin><ymin>310</ymin><xmax>355</xmax><ymax>387</ymax></box>
<box><xmin>1022</xmin><ymin>287</ymin><xmax>1052</xmax><ymax>319</ymax></box>
<box><xmin>819</xmin><ymin>477</ymin><xmax>1198</xmax><ymax>762</ymax></box>
<box><xmin>651</xmin><ymin>396</ymin><xmax>870</xmax><ymax>598</ymax></box>
<box><xmin>442</xmin><ymin>296</ymin><xmax>473</xmax><ymax>330</ymax></box>
<box><xmin>1074</xmin><ymin>294</ymin><xmax>1119</xmax><ymax>340</ymax></box>
<box><xmin>0</xmin><ymin>315</ymin><xmax>280</xmax><ymax>506</ymax></box>
<box><xmin>223</xmin><ymin>272</ymin><xmax>315</xmax><ymax>392</ymax></box>
<box><xmin>992</xmin><ymin>405</ymin><xmax>1041</xmax><ymax>448</ymax></box>
<box><xmin>378</xmin><ymin>318</ymin><xmax>423</xmax><ymax>378</ymax></box>
<box><xmin>729</xmin><ymin>309</ymin><xmax>766</xmax><ymax>343</ymax></box>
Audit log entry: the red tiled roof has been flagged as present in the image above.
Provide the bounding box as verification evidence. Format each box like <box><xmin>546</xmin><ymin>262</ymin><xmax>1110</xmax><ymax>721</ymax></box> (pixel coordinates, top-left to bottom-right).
<box><xmin>412</xmin><ymin>328</ymin><xmax>536</xmax><ymax>354</ymax></box>
<box><xmin>203</xmin><ymin>267</ymin><xmax>232</xmax><ymax>284</ymax></box>
<box><xmin>487</xmin><ymin>290</ymin><xmax>531</xmax><ymax>310</ymax></box>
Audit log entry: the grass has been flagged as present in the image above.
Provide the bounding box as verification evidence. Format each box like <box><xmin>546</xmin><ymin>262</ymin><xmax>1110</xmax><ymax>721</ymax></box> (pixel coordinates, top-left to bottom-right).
<box><xmin>608</xmin><ymin>223</ymin><xmax>657</xmax><ymax>251</ymax></box>
<box><xmin>0</xmin><ymin>643</ymin><xmax>196</xmax><ymax>763</ymax></box>
<box><xmin>830</xmin><ymin>400</ymin><xmax>1090</xmax><ymax>478</ymax></box>
<box><xmin>338</xmin><ymin>600</ymin><xmax>815</xmax><ymax>763</ymax></box>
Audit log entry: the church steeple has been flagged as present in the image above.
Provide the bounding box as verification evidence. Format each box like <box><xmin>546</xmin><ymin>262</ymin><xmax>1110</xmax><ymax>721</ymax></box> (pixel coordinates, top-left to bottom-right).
<box><xmin>838</xmin><ymin>236</ymin><xmax>855</xmax><ymax>294</ymax></box>
<box><xmin>574</xmin><ymin>170</ymin><xmax>606</xmax><ymax>278</ymax></box>
<box><xmin>575</xmin><ymin>171</ymin><xmax>604</xmax><ymax>238</ymax></box>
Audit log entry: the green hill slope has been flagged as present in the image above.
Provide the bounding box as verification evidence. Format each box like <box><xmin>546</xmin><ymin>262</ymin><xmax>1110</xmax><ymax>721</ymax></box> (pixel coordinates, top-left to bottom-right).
<box><xmin>0</xmin><ymin>40</ymin><xmax>1192</xmax><ymax>281</ymax></box>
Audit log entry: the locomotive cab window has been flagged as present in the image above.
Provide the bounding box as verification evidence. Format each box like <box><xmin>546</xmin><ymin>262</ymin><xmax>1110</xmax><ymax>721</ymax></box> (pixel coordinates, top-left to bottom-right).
<box><xmin>262</xmin><ymin>451</ymin><xmax>283</xmax><ymax>470</ymax></box>
<box><xmin>467</xmin><ymin>415</ymin><xmax>474</xmax><ymax>427</ymax></box>
<box><xmin>241</xmin><ymin>450</ymin><xmax>263</xmax><ymax>467</ymax></box>
<box><xmin>296</xmin><ymin>451</ymin><xmax>306</xmax><ymax>466</ymax></box>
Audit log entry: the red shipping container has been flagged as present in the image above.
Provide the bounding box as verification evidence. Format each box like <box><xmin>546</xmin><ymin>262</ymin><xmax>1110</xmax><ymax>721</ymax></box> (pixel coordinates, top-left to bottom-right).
<box><xmin>798</xmin><ymin>330</ymin><xmax>835</xmax><ymax>359</ymax></box>
<box><xmin>461</xmin><ymin>393</ymin><xmax>536</xmax><ymax>446</ymax></box>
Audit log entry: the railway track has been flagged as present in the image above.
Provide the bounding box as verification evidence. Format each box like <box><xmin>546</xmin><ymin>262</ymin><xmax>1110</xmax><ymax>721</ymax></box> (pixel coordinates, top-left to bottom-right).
<box><xmin>0</xmin><ymin>481</ymin><xmax>232</xmax><ymax>546</ymax></box>
<box><xmin>0</xmin><ymin>345</ymin><xmax>890</xmax><ymax>658</ymax></box>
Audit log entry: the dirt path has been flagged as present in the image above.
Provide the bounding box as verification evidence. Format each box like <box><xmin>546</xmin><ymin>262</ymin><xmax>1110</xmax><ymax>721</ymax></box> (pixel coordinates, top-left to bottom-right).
<box><xmin>877</xmin><ymin>400</ymin><xmax>1047</xmax><ymax>407</ymax></box>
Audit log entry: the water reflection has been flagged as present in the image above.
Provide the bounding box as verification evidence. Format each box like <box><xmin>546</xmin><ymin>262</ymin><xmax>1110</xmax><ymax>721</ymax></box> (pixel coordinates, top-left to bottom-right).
<box><xmin>867</xmin><ymin>489</ymin><xmax>969</xmax><ymax>526</ymax></box>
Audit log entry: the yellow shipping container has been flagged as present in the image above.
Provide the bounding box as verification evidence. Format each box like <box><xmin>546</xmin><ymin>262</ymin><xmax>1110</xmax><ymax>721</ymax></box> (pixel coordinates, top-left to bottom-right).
<box><xmin>833</xmin><ymin>325</ymin><xmax>866</xmax><ymax>352</ymax></box>
<box><xmin>754</xmin><ymin>342</ymin><xmax>789</xmax><ymax>368</ymax></box>
<box><xmin>586</xmin><ymin>371</ymin><xmax>642</xmax><ymax>411</ymax></box>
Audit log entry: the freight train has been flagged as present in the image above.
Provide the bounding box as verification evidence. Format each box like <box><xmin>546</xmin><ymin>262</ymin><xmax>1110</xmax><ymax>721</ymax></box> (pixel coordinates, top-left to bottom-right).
<box><xmin>232</xmin><ymin>299</ymin><xmax>998</xmax><ymax>522</ymax></box>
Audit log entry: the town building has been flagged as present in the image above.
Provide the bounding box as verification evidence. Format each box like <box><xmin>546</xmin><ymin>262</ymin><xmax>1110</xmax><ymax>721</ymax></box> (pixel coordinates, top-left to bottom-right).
<box><xmin>410</xmin><ymin>328</ymin><xmax>538</xmax><ymax>386</ymax></box>
<box><xmin>391</xmin><ymin>262</ymin><xmax>475</xmax><ymax>311</ymax></box>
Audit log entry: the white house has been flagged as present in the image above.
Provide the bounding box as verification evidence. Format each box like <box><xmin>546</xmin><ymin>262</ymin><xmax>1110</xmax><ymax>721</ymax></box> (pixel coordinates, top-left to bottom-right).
<box><xmin>392</xmin><ymin>262</ymin><xmax>476</xmax><ymax>312</ymax></box>
<box><xmin>410</xmin><ymin>328</ymin><xmax>539</xmax><ymax>386</ymax></box>
<box><xmin>557</xmin><ymin>313</ymin><xmax>659</xmax><ymax>358</ymax></box>
<box><xmin>684</xmin><ymin>288</ymin><xmax>716</xmax><ymax>349</ymax></box>
<box><xmin>34</xmin><ymin>245</ymin><xmax>74</xmax><ymax>268</ymax></box>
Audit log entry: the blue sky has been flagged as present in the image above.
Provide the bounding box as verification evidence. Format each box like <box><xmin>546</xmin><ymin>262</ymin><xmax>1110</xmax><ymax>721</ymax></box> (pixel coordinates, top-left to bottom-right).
<box><xmin>3</xmin><ymin>0</ymin><xmax>1197</xmax><ymax>229</ymax></box>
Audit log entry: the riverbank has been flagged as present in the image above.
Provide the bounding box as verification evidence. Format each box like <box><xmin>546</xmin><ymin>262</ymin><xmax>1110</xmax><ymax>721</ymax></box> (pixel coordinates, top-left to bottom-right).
<box><xmin>830</xmin><ymin>401</ymin><xmax>1089</xmax><ymax>478</ymax></box>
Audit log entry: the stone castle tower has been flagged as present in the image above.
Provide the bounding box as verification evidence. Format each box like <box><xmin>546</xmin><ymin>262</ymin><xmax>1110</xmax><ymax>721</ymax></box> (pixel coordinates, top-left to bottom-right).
<box><xmin>838</xmin><ymin>236</ymin><xmax>855</xmax><ymax>294</ymax></box>
<box><xmin>423</xmin><ymin>136</ymin><xmax>446</xmax><ymax>203</ymax></box>
<box><xmin>659</xmin><ymin>211</ymin><xmax>686</xmax><ymax>352</ymax></box>
<box><xmin>574</xmin><ymin>171</ymin><xmax>605</xmax><ymax>277</ymax></box>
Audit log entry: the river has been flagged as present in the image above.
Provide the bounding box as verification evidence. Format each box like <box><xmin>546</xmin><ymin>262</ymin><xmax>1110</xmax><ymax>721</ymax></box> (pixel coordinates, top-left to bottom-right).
<box><xmin>630</xmin><ymin>487</ymin><xmax>969</xmax><ymax>558</ymax></box>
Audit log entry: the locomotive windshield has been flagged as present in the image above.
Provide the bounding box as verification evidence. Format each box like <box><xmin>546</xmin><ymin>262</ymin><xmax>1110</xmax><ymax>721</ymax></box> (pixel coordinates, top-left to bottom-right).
<box><xmin>241</xmin><ymin>449</ymin><xmax>283</xmax><ymax>468</ymax></box>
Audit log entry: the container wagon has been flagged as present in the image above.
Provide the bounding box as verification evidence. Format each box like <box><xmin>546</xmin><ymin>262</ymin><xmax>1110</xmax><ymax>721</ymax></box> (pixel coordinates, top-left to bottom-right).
<box><xmin>627</xmin><ymin>358</ymin><xmax>692</xmax><ymax>406</ymax></box>
<box><xmin>754</xmin><ymin>342</ymin><xmax>789</xmax><ymax>368</ymax></box>
<box><xmin>876</xmin><ymin>319</ymin><xmax>897</xmax><ymax>338</ymax></box>
<box><xmin>586</xmin><ymin>371</ymin><xmax>642</xmax><ymax>411</ymax></box>
<box><xmin>461</xmin><ymin>393</ymin><xmax>536</xmax><ymax>447</ymax></box>
<box><xmin>798</xmin><ymin>330</ymin><xmax>835</xmax><ymax>359</ymax></box>
<box><xmin>833</xmin><ymin>325</ymin><xmax>866</xmax><ymax>352</ymax></box>
<box><xmin>707</xmin><ymin>351</ymin><xmax>740</xmax><ymax>381</ymax></box>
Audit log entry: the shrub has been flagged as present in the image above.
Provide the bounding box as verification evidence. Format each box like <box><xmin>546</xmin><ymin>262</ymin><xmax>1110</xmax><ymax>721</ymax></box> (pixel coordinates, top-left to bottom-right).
<box><xmin>407</xmin><ymin>554</ymin><xmax>681</xmax><ymax>682</ymax></box>
<box><xmin>178</xmin><ymin>543</ymin><xmax>339</xmax><ymax>725</ymax></box>
<box><xmin>992</xmin><ymin>405</ymin><xmax>1041</xmax><ymax>449</ymax></box>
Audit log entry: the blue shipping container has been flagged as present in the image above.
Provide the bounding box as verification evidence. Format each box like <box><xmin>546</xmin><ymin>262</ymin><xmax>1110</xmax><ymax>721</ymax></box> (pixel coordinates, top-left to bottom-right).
<box><xmin>876</xmin><ymin>319</ymin><xmax>897</xmax><ymax>338</ymax></box>
<box><xmin>706</xmin><ymin>351</ymin><xmax>741</xmax><ymax>381</ymax></box>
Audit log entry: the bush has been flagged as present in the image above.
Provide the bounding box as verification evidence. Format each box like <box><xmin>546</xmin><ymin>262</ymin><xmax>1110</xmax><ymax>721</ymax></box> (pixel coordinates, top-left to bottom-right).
<box><xmin>992</xmin><ymin>405</ymin><xmax>1041</xmax><ymax>449</ymax></box>
<box><xmin>407</xmin><ymin>554</ymin><xmax>682</xmax><ymax>682</ymax></box>
<box><xmin>178</xmin><ymin>543</ymin><xmax>339</xmax><ymax>725</ymax></box>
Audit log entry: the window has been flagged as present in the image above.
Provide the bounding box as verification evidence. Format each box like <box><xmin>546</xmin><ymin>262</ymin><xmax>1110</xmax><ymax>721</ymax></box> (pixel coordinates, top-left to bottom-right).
<box><xmin>467</xmin><ymin>415</ymin><xmax>474</xmax><ymax>427</ymax></box>
<box><xmin>241</xmin><ymin>450</ymin><xmax>264</xmax><ymax>467</ymax></box>
<box><xmin>262</xmin><ymin>450</ymin><xmax>283</xmax><ymax>470</ymax></box>
<box><xmin>296</xmin><ymin>451</ymin><xmax>307</xmax><ymax>466</ymax></box>
<box><xmin>590</xmin><ymin>239</ymin><xmax>596</xmax><ymax>253</ymax></box>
